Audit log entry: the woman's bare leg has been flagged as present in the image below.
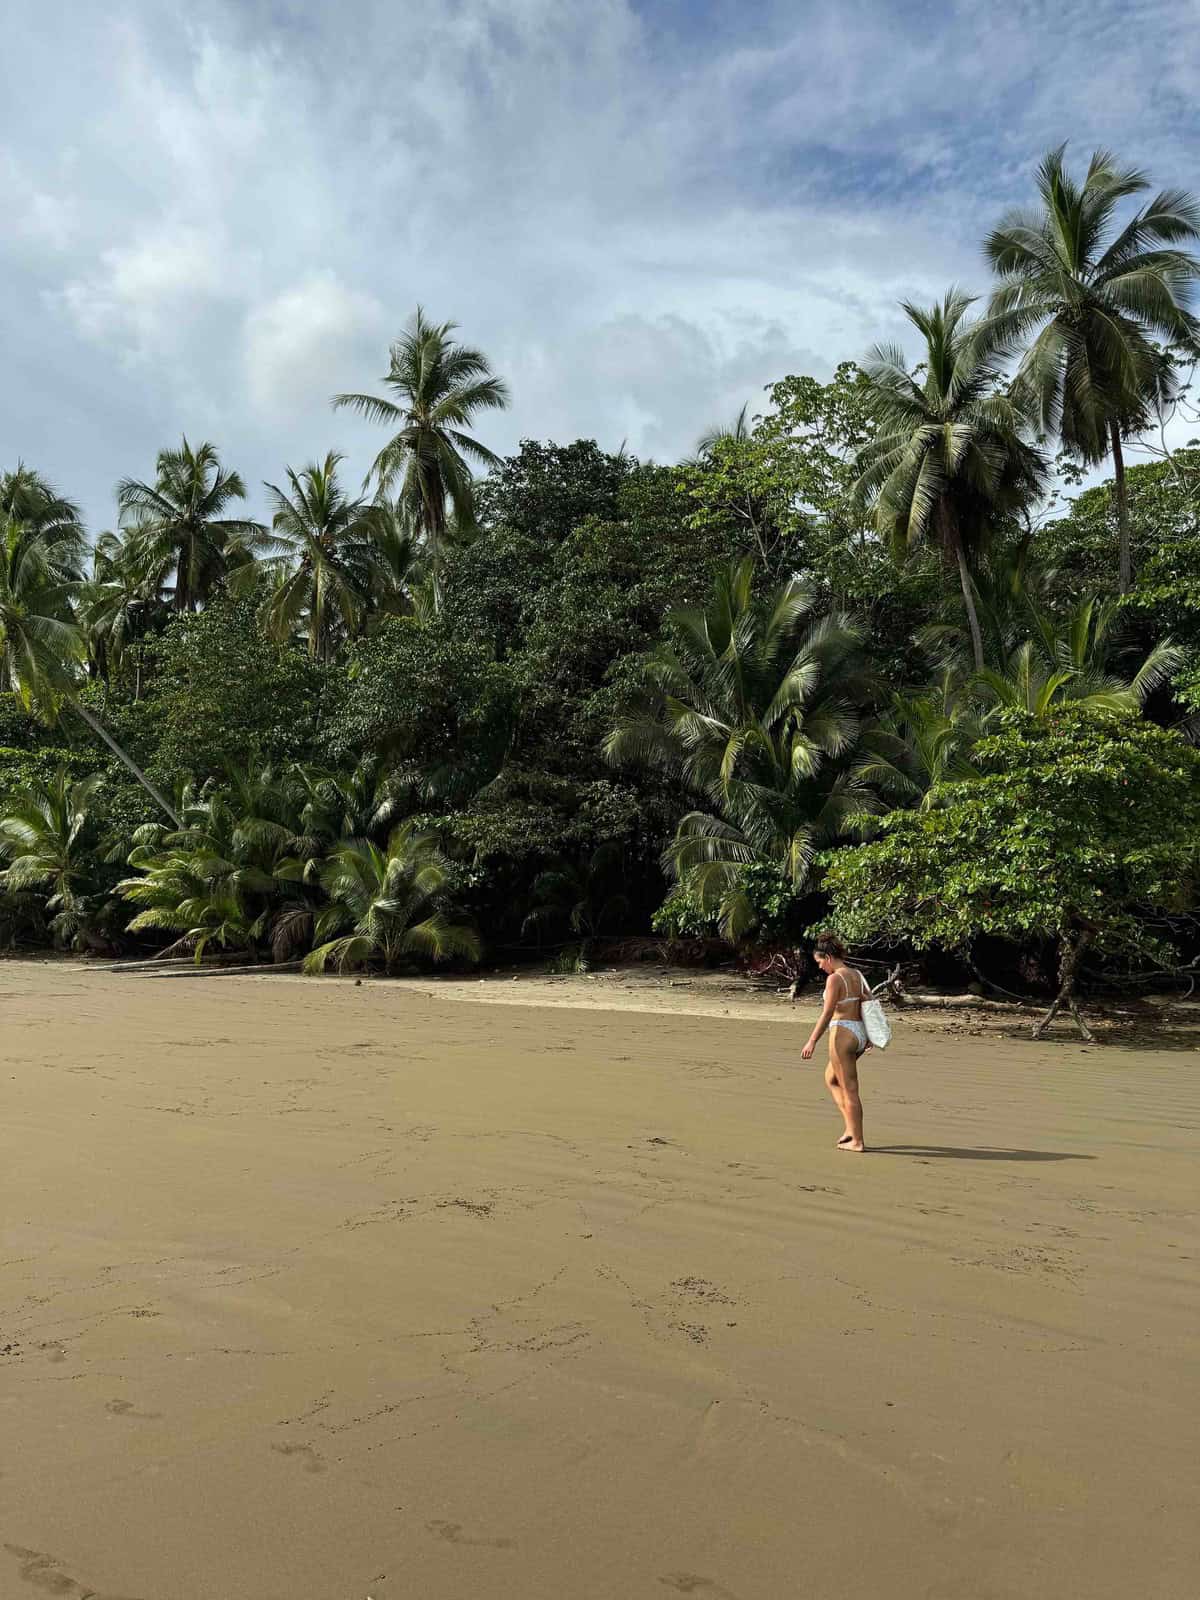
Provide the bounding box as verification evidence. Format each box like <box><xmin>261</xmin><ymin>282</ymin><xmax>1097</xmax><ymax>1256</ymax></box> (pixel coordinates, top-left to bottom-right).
<box><xmin>824</xmin><ymin>1060</ymin><xmax>853</xmax><ymax>1142</ymax></box>
<box><xmin>830</xmin><ymin>1033</ymin><xmax>865</xmax><ymax>1151</ymax></box>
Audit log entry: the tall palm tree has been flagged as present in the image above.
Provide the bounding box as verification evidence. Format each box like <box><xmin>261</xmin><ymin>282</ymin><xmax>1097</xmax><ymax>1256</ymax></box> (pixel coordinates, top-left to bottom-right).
<box><xmin>854</xmin><ymin>291</ymin><xmax>1047</xmax><ymax>670</ymax></box>
<box><xmin>77</xmin><ymin>530</ymin><xmax>168</xmax><ymax>692</ymax></box>
<box><xmin>605</xmin><ymin>559</ymin><xmax>875</xmax><ymax>938</ymax></box>
<box><xmin>332</xmin><ymin>308</ymin><xmax>509</xmax><ymax>582</ymax></box>
<box><xmin>304</xmin><ymin>823</ymin><xmax>481</xmax><ymax>974</ymax></box>
<box><xmin>117</xmin><ymin>438</ymin><xmax>266</xmax><ymax>612</ymax></box>
<box><xmin>983</xmin><ymin>146</ymin><xmax>1200</xmax><ymax>591</ymax></box>
<box><xmin>0</xmin><ymin>466</ymin><xmax>88</xmax><ymax>577</ymax></box>
<box><xmin>261</xmin><ymin>453</ymin><xmax>387</xmax><ymax>662</ymax></box>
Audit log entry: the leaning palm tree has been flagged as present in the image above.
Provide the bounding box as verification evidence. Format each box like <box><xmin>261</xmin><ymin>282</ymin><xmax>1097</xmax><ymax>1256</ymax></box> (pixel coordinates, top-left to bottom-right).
<box><xmin>983</xmin><ymin>146</ymin><xmax>1200</xmax><ymax>591</ymax></box>
<box><xmin>1</xmin><ymin>490</ymin><xmax>179</xmax><ymax>825</ymax></box>
<box><xmin>117</xmin><ymin>438</ymin><xmax>266</xmax><ymax>612</ymax></box>
<box><xmin>304</xmin><ymin>823</ymin><xmax>481</xmax><ymax>974</ymax></box>
<box><xmin>332</xmin><ymin>308</ymin><xmax>509</xmax><ymax>582</ymax></box>
<box><xmin>0</xmin><ymin>466</ymin><xmax>88</xmax><ymax>576</ymax></box>
<box><xmin>261</xmin><ymin>453</ymin><xmax>386</xmax><ymax>662</ymax></box>
<box><xmin>605</xmin><ymin>558</ymin><xmax>875</xmax><ymax>938</ymax></box>
<box><xmin>854</xmin><ymin>291</ymin><xmax>1047</xmax><ymax>671</ymax></box>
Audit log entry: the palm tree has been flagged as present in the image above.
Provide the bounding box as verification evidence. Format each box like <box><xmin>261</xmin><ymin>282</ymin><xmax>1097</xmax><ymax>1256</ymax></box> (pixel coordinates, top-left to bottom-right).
<box><xmin>0</xmin><ymin>466</ymin><xmax>88</xmax><ymax>576</ymax></box>
<box><xmin>118</xmin><ymin>768</ymin><xmax>316</xmax><ymax>960</ymax></box>
<box><xmin>304</xmin><ymin>823</ymin><xmax>480</xmax><ymax>974</ymax></box>
<box><xmin>333</xmin><ymin>308</ymin><xmax>509</xmax><ymax>582</ymax></box>
<box><xmin>977</xmin><ymin>595</ymin><xmax>1184</xmax><ymax>715</ymax></box>
<box><xmin>854</xmin><ymin>673</ymin><xmax>984</xmax><ymax>811</ymax></box>
<box><xmin>261</xmin><ymin>453</ymin><xmax>387</xmax><ymax>662</ymax></box>
<box><xmin>117</xmin><ymin>438</ymin><xmax>266</xmax><ymax>612</ymax></box>
<box><xmin>77</xmin><ymin>531</ymin><xmax>168</xmax><ymax>692</ymax></box>
<box><xmin>605</xmin><ymin>559</ymin><xmax>874</xmax><ymax>938</ymax></box>
<box><xmin>983</xmin><ymin>146</ymin><xmax>1200</xmax><ymax>591</ymax></box>
<box><xmin>0</xmin><ymin>498</ymin><xmax>180</xmax><ymax>825</ymax></box>
<box><xmin>0</xmin><ymin>769</ymin><xmax>109</xmax><ymax>949</ymax></box>
<box><xmin>854</xmin><ymin>291</ymin><xmax>1047</xmax><ymax>671</ymax></box>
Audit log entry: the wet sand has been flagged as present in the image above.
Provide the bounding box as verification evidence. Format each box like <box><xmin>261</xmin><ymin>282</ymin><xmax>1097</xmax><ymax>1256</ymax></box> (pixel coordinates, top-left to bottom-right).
<box><xmin>1</xmin><ymin>962</ymin><xmax>1197</xmax><ymax>1599</ymax></box>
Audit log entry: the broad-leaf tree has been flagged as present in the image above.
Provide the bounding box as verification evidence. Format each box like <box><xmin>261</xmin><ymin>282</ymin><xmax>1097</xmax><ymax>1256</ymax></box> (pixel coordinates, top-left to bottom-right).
<box><xmin>821</xmin><ymin>709</ymin><xmax>1200</xmax><ymax>1038</ymax></box>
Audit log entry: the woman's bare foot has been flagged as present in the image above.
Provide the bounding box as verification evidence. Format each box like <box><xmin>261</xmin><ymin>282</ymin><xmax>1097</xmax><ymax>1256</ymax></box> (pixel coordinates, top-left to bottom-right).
<box><xmin>838</xmin><ymin>1140</ymin><xmax>866</xmax><ymax>1152</ymax></box>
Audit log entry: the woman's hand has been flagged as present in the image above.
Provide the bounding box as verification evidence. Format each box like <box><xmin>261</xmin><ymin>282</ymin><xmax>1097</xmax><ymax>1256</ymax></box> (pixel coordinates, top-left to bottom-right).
<box><xmin>801</xmin><ymin>1041</ymin><xmax>816</xmax><ymax>1060</ymax></box>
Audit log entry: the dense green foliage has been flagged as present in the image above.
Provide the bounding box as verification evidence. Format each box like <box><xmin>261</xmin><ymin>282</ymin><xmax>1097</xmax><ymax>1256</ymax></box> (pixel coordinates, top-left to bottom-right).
<box><xmin>3</xmin><ymin>146</ymin><xmax>1200</xmax><ymax>1008</ymax></box>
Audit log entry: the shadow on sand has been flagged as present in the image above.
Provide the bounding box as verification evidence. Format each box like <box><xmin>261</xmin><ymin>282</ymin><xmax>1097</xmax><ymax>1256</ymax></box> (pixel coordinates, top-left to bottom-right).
<box><xmin>870</xmin><ymin>1145</ymin><xmax>1095</xmax><ymax>1162</ymax></box>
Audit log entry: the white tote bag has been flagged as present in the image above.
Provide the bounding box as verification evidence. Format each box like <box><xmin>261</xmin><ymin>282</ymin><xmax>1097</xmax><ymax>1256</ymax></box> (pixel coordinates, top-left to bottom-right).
<box><xmin>861</xmin><ymin>988</ymin><xmax>892</xmax><ymax>1050</ymax></box>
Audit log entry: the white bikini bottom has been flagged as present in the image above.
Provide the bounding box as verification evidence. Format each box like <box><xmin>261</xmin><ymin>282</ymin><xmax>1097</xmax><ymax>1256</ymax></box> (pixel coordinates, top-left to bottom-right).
<box><xmin>830</xmin><ymin>1019</ymin><xmax>866</xmax><ymax>1052</ymax></box>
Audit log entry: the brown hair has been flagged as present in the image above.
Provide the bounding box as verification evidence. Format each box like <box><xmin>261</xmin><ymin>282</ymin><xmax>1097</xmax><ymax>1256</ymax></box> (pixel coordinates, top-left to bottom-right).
<box><xmin>813</xmin><ymin>931</ymin><xmax>848</xmax><ymax>960</ymax></box>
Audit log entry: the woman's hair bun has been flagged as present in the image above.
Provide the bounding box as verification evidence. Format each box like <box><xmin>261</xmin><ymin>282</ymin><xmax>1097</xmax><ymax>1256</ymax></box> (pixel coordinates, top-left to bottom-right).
<box><xmin>813</xmin><ymin>931</ymin><xmax>848</xmax><ymax>959</ymax></box>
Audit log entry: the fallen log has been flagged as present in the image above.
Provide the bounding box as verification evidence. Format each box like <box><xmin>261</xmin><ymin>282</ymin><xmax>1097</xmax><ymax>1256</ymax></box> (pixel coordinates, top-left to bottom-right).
<box><xmin>133</xmin><ymin>961</ymin><xmax>304</xmax><ymax>979</ymax></box>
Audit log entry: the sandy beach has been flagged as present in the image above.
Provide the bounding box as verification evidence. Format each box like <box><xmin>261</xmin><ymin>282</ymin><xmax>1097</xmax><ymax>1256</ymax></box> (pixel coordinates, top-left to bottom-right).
<box><xmin>1</xmin><ymin>961</ymin><xmax>1197</xmax><ymax>1600</ymax></box>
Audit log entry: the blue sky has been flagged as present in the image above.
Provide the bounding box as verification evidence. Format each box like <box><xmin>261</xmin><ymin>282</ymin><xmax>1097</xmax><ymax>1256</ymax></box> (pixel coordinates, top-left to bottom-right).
<box><xmin>3</xmin><ymin>0</ymin><xmax>1198</xmax><ymax>531</ymax></box>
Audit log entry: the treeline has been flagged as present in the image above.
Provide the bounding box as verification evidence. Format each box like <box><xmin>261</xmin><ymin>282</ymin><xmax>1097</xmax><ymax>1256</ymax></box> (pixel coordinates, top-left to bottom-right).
<box><xmin>3</xmin><ymin>148</ymin><xmax>1200</xmax><ymax>1031</ymax></box>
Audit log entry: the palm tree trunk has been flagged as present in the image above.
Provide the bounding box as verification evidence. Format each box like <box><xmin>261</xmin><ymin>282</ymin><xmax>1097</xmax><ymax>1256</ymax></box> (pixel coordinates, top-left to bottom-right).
<box><xmin>949</xmin><ymin>526</ymin><xmax>986</xmax><ymax>673</ymax></box>
<box><xmin>1110</xmin><ymin>421</ymin><xmax>1131</xmax><ymax>593</ymax></box>
<box><xmin>69</xmin><ymin>699</ymin><xmax>180</xmax><ymax>826</ymax></box>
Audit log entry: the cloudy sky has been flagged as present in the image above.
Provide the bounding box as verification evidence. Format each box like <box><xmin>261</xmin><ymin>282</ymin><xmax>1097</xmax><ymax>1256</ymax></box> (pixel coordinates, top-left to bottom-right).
<box><xmin>4</xmin><ymin>0</ymin><xmax>1199</xmax><ymax>531</ymax></box>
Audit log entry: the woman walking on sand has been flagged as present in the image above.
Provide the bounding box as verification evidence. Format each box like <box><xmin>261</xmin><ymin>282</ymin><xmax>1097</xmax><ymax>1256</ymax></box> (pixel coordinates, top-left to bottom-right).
<box><xmin>801</xmin><ymin>932</ymin><xmax>869</xmax><ymax>1151</ymax></box>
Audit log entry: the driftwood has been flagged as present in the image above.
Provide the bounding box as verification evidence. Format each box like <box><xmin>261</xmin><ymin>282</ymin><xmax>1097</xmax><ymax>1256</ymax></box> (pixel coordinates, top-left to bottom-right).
<box><xmin>132</xmin><ymin>960</ymin><xmax>305</xmax><ymax>979</ymax></box>
<box><xmin>898</xmin><ymin>991</ymin><xmax>1026</xmax><ymax>1011</ymax></box>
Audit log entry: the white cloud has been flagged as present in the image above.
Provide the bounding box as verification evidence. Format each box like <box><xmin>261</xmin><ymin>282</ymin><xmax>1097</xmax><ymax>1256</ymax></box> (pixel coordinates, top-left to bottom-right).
<box><xmin>243</xmin><ymin>272</ymin><xmax>386</xmax><ymax>420</ymax></box>
<box><xmin>2</xmin><ymin>0</ymin><xmax>1199</xmax><ymax>529</ymax></box>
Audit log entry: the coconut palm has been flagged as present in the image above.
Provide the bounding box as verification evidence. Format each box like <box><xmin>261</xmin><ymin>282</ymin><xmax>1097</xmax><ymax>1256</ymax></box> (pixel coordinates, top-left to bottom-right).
<box><xmin>977</xmin><ymin>595</ymin><xmax>1184</xmax><ymax>715</ymax></box>
<box><xmin>0</xmin><ymin>498</ymin><xmax>180</xmax><ymax>824</ymax></box>
<box><xmin>0</xmin><ymin>769</ymin><xmax>111</xmax><ymax>949</ymax></box>
<box><xmin>332</xmin><ymin>308</ymin><xmax>509</xmax><ymax>582</ymax></box>
<box><xmin>304</xmin><ymin>823</ymin><xmax>481</xmax><ymax>974</ymax></box>
<box><xmin>605</xmin><ymin>559</ymin><xmax>875</xmax><ymax>937</ymax></box>
<box><xmin>118</xmin><ymin>768</ymin><xmax>316</xmax><ymax>961</ymax></box>
<box><xmin>0</xmin><ymin>467</ymin><xmax>88</xmax><ymax>576</ymax></box>
<box><xmin>117</xmin><ymin>438</ymin><xmax>266</xmax><ymax>612</ymax></box>
<box><xmin>261</xmin><ymin>453</ymin><xmax>388</xmax><ymax>662</ymax></box>
<box><xmin>77</xmin><ymin>531</ymin><xmax>168</xmax><ymax>692</ymax></box>
<box><xmin>854</xmin><ymin>291</ymin><xmax>1048</xmax><ymax>671</ymax></box>
<box><xmin>854</xmin><ymin>672</ymin><xmax>984</xmax><ymax>812</ymax></box>
<box><xmin>983</xmin><ymin>146</ymin><xmax>1200</xmax><ymax>591</ymax></box>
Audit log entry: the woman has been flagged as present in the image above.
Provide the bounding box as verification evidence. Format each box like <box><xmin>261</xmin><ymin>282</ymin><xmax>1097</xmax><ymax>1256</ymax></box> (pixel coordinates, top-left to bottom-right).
<box><xmin>800</xmin><ymin>932</ymin><xmax>869</xmax><ymax>1151</ymax></box>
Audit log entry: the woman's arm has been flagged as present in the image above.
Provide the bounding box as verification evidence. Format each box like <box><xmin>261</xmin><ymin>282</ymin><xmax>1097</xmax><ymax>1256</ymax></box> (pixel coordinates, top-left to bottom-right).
<box><xmin>801</xmin><ymin>976</ymin><xmax>838</xmax><ymax>1059</ymax></box>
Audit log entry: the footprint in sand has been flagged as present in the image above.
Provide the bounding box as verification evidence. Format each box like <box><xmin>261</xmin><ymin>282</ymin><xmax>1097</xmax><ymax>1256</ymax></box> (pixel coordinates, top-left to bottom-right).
<box><xmin>426</xmin><ymin>1520</ymin><xmax>515</xmax><ymax>1550</ymax></box>
<box><xmin>106</xmin><ymin>1398</ymin><xmax>162</xmax><ymax>1420</ymax></box>
<box><xmin>4</xmin><ymin>1540</ymin><xmax>147</xmax><ymax>1598</ymax></box>
<box><xmin>271</xmin><ymin>1441</ymin><xmax>326</xmax><ymax>1474</ymax></box>
<box><xmin>659</xmin><ymin>1576</ymin><xmax>741</xmax><ymax>1598</ymax></box>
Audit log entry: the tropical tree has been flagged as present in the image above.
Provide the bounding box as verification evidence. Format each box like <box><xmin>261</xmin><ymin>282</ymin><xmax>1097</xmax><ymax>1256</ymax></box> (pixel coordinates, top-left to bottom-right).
<box><xmin>77</xmin><ymin>530</ymin><xmax>168</xmax><ymax>692</ymax></box>
<box><xmin>118</xmin><ymin>769</ymin><xmax>316</xmax><ymax>961</ymax></box>
<box><xmin>853</xmin><ymin>672</ymin><xmax>984</xmax><ymax>812</ymax></box>
<box><xmin>304</xmin><ymin>822</ymin><xmax>481</xmax><ymax>973</ymax></box>
<box><xmin>261</xmin><ymin>453</ymin><xmax>384</xmax><ymax>661</ymax></box>
<box><xmin>0</xmin><ymin>768</ymin><xmax>114</xmax><ymax>949</ymax></box>
<box><xmin>977</xmin><ymin>595</ymin><xmax>1184</xmax><ymax>715</ymax></box>
<box><xmin>0</xmin><ymin>489</ymin><xmax>180</xmax><ymax>824</ymax></box>
<box><xmin>117</xmin><ymin>438</ymin><xmax>266</xmax><ymax>612</ymax></box>
<box><xmin>333</xmin><ymin>308</ymin><xmax>509</xmax><ymax>583</ymax></box>
<box><xmin>854</xmin><ymin>291</ymin><xmax>1047</xmax><ymax>671</ymax></box>
<box><xmin>983</xmin><ymin>146</ymin><xmax>1200</xmax><ymax>591</ymax></box>
<box><xmin>605</xmin><ymin>558</ymin><xmax>875</xmax><ymax>938</ymax></box>
<box><xmin>0</xmin><ymin>467</ymin><xmax>88</xmax><ymax>576</ymax></box>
